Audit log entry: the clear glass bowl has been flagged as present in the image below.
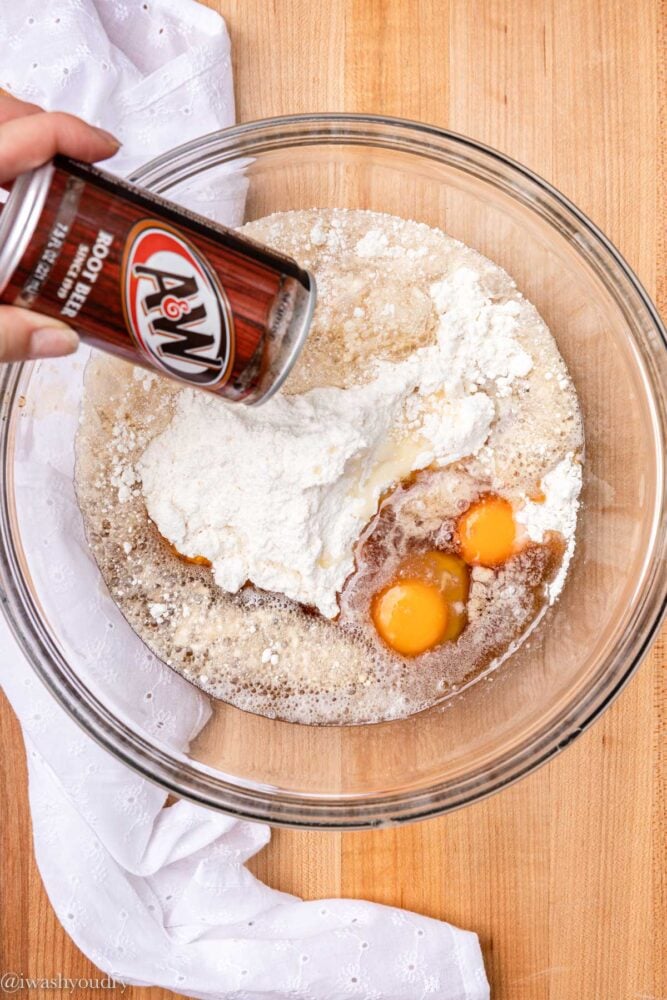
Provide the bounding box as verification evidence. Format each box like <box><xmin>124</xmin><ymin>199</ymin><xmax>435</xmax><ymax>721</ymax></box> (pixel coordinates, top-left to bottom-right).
<box><xmin>1</xmin><ymin>115</ymin><xmax>665</xmax><ymax>829</ymax></box>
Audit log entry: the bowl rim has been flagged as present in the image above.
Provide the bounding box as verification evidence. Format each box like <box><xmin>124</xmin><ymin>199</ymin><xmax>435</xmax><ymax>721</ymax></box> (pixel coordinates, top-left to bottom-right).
<box><xmin>1</xmin><ymin>112</ymin><xmax>666</xmax><ymax>829</ymax></box>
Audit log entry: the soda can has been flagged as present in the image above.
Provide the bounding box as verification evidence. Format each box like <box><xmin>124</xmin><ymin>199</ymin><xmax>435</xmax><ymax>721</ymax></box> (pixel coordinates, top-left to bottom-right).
<box><xmin>0</xmin><ymin>156</ymin><xmax>316</xmax><ymax>404</ymax></box>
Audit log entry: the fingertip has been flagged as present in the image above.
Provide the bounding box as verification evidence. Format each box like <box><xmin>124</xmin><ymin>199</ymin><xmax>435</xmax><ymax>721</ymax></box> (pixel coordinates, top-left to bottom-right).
<box><xmin>92</xmin><ymin>126</ymin><xmax>122</xmax><ymax>153</ymax></box>
<box><xmin>0</xmin><ymin>111</ymin><xmax>122</xmax><ymax>180</ymax></box>
<box><xmin>28</xmin><ymin>326</ymin><xmax>79</xmax><ymax>359</ymax></box>
<box><xmin>47</xmin><ymin>112</ymin><xmax>121</xmax><ymax>164</ymax></box>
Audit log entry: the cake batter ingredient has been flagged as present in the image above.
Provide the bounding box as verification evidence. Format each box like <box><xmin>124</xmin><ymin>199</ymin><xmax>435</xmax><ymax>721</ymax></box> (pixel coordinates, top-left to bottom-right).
<box><xmin>371</xmin><ymin>550</ymin><xmax>470</xmax><ymax>655</ymax></box>
<box><xmin>457</xmin><ymin>496</ymin><xmax>517</xmax><ymax>567</ymax></box>
<box><xmin>138</xmin><ymin>266</ymin><xmax>534</xmax><ymax>619</ymax></box>
<box><xmin>516</xmin><ymin>452</ymin><xmax>583</xmax><ymax>599</ymax></box>
<box><xmin>75</xmin><ymin>208</ymin><xmax>584</xmax><ymax>725</ymax></box>
<box><xmin>372</xmin><ymin>580</ymin><xmax>449</xmax><ymax>656</ymax></box>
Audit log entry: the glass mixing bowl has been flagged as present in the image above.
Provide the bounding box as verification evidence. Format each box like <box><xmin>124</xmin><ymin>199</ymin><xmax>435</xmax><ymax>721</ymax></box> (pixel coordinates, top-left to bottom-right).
<box><xmin>1</xmin><ymin>115</ymin><xmax>665</xmax><ymax>829</ymax></box>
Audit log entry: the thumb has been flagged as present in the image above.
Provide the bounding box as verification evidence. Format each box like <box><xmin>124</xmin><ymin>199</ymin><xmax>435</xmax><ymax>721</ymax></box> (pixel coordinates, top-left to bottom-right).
<box><xmin>0</xmin><ymin>306</ymin><xmax>79</xmax><ymax>362</ymax></box>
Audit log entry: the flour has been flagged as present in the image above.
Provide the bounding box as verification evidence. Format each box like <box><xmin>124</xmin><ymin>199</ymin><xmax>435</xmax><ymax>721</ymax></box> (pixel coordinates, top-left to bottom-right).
<box><xmin>516</xmin><ymin>453</ymin><xmax>583</xmax><ymax>600</ymax></box>
<box><xmin>355</xmin><ymin>229</ymin><xmax>390</xmax><ymax>257</ymax></box>
<box><xmin>517</xmin><ymin>453</ymin><xmax>582</xmax><ymax>545</ymax></box>
<box><xmin>77</xmin><ymin>208</ymin><xmax>585</xmax><ymax>725</ymax></box>
<box><xmin>138</xmin><ymin>265</ymin><xmax>534</xmax><ymax>618</ymax></box>
<box><xmin>430</xmin><ymin>268</ymin><xmax>533</xmax><ymax>398</ymax></box>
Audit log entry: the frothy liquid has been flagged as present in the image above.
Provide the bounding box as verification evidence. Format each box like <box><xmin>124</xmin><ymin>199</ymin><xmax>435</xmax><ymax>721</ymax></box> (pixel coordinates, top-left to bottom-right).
<box><xmin>75</xmin><ymin>209</ymin><xmax>583</xmax><ymax>725</ymax></box>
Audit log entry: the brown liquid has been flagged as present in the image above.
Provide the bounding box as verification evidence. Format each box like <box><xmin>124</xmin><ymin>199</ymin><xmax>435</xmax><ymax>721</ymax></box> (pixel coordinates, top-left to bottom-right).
<box><xmin>339</xmin><ymin>468</ymin><xmax>565</xmax><ymax>679</ymax></box>
<box><xmin>74</xmin><ymin>208</ymin><xmax>584</xmax><ymax>726</ymax></box>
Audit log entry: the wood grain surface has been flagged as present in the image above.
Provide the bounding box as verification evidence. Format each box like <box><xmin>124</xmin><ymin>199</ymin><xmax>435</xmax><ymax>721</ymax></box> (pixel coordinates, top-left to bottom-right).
<box><xmin>1</xmin><ymin>1</ymin><xmax>666</xmax><ymax>998</ymax></box>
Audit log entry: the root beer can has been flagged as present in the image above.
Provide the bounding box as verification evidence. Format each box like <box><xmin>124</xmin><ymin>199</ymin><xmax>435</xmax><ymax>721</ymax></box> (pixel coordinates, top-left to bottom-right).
<box><xmin>0</xmin><ymin>156</ymin><xmax>315</xmax><ymax>404</ymax></box>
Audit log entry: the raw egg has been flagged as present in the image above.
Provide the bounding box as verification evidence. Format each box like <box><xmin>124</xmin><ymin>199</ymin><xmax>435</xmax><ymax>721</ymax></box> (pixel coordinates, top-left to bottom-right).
<box><xmin>457</xmin><ymin>495</ymin><xmax>516</xmax><ymax>567</ymax></box>
<box><xmin>371</xmin><ymin>550</ymin><xmax>470</xmax><ymax>656</ymax></box>
<box><xmin>372</xmin><ymin>579</ymin><xmax>449</xmax><ymax>657</ymax></box>
<box><xmin>163</xmin><ymin>537</ymin><xmax>212</xmax><ymax>567</ymax></box>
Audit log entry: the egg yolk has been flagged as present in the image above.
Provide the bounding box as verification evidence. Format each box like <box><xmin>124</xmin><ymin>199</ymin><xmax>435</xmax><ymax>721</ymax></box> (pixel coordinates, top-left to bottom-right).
<box><xmin>400</xmin><ymin>550</ymin><xmax>469</xmax><ymax>642</ymax></box>
<box><xmin>371</xmin><ymin>550</ymin><xmax>470</xmax><ymax>655</ymax></box>
<box><xmin>164</xmin><ymin>538</ymin><xmax>212</xmax><ymax>567</ymax></box>
<box><xmin>372</xmin><ymin>579</ymin><xmax>449</xmax><ymax>657</ymax></box>
<box><xmin>457</xmin><ymin>495</ymin><xmax>516</xmax><ymax>567</ymax></box>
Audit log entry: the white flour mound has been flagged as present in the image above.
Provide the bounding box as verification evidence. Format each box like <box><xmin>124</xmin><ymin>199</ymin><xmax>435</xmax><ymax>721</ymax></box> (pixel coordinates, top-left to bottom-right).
<box><xmin>138</xmin><ymin>265</ymin><xmax>534</xmax><ymax>618</ymax></box>
<box><xmin>516</xmin><ymin>452</ymin><xmax>583</xmax><ymax>599</ymax></box>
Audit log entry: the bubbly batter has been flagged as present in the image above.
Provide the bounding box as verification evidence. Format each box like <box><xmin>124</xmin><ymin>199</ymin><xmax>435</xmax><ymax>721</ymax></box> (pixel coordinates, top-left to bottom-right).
<box><xmin>75</xmin><ymin>209</ymin><xmax>583</xmax><ymax>725</ymax></box>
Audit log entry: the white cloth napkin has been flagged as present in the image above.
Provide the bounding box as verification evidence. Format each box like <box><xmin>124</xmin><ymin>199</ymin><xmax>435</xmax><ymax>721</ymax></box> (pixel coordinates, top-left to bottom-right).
<box><xmin>0</xmin><ymin>2</ymin><xmax>489</xmax><ymax>997</ymax></box>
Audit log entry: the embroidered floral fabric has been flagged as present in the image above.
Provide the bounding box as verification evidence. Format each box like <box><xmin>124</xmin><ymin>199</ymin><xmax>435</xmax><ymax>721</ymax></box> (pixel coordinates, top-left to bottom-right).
<box><xmin>0</xmin><ymin>2</ymin><xmax>488</xmax><ymax>996</ymax></box>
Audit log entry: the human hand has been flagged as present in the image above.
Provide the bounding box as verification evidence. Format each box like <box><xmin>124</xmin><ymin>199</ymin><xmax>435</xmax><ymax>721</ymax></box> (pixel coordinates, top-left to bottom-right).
<box><xmin>0</xmin><ymin>94</ymin><xmax>120</xmax><ymax>362</ymax></box>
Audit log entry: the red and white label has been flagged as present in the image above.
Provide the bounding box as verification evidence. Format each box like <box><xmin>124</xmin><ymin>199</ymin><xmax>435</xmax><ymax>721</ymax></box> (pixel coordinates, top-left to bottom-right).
<box><xmin>121</xmin><ymin>221</ymin><xmax>234</xmax><ymax>387</ymax></box>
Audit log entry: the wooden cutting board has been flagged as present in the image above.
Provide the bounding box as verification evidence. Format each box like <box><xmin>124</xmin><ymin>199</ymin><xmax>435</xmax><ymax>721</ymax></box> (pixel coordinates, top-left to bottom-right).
<box><xmin>1</xmin><ymin>2</ymin><xmax>665</xmax><ymax>997</ymax></box>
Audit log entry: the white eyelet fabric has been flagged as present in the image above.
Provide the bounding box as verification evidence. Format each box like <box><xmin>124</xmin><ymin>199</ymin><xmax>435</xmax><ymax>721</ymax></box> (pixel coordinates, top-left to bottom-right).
<box><xmin>0</xmin><ymin>1</ymin><xmax>488</xmax><ymax>996</ymax></box>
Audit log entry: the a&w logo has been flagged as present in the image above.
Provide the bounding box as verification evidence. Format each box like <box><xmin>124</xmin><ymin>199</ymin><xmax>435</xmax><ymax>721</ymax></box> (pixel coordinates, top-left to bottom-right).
<box><xmin>121</xmin><ymin>220</ymin><xmax>235</xmax><ymax>387</ymax></box>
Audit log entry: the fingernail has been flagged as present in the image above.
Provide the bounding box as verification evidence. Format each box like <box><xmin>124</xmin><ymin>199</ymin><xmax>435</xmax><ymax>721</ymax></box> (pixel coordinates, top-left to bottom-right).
<box><xmin>93</xmin><ymin>126</ymin><xmax>122</xmax><ymax>150</ymax></box>
<box><xmin>29</xmin><ymin>327</ymin><xmax>79</xmax><ymax>359</ymax></box>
